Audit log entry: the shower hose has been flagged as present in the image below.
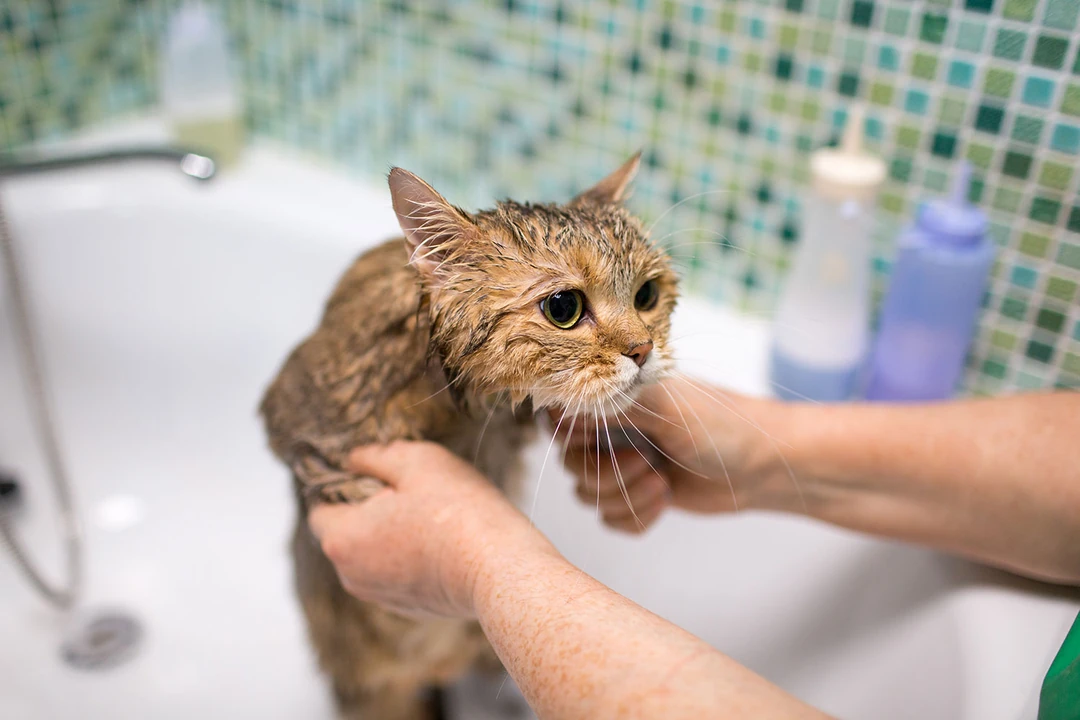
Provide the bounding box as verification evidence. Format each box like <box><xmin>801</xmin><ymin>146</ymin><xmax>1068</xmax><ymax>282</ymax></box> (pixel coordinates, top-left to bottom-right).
<box><xmin>0</xmin><ymin>193</ymin><xmax>82</xmax><ymax>610</ymax></box>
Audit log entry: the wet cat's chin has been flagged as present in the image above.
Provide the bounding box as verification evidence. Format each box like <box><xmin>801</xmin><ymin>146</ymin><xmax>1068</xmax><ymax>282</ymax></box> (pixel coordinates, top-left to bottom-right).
<box><xmin>528</xmin><ymin>353</ymin><xmax>672</xmax><ymax>418</ymax></box>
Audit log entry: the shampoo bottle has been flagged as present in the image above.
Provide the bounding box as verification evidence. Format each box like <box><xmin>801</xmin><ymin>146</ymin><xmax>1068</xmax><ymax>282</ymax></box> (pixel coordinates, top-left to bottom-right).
<box><xmin>770</xmin><ymin>108</ymin><xmax>886</xmax><ymax>402</ymax></box>
<box><xmin>864</xmin><ymin>163</ymin><xmax>994</xmax><ymax>401</ymax></box>
<box><xmin>161</xmin><ymin>1</ymin><xmax>243</xmax><ymax>166</ymax></box>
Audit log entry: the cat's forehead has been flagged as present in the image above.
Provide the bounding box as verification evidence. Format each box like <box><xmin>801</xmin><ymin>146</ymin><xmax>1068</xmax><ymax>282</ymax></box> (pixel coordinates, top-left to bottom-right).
<box><xmin>478</xmin><ymin>200</ymin><xmax>666</xmax><ymax>292</ymax></box>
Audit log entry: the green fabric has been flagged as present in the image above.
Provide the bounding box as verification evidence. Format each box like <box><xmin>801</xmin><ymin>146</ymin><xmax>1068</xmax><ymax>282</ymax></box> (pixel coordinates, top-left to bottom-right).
<box><xmin>1040</xmin><ymin>612</ymin><xmax>1080</xmax><ymax>720</ymax></box>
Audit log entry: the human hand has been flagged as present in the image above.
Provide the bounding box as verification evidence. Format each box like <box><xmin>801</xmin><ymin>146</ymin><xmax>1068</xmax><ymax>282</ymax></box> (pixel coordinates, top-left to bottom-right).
<box><xmin>553</xmin><ymin>377</ymin><xmax>791</xmax><ymax>533</ymax></box>
<box><xmin>309</xmin><ymin>441</ymin><xmax>558</xmax><ymax>618</ymax></box>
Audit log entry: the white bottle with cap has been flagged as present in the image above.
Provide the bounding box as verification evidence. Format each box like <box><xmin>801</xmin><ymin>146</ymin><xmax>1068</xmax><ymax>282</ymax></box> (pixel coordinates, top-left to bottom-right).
<box><xmin>770</xmin><ymin>107</ymin><xmax>886</xmax><ymax>402</ymax></box>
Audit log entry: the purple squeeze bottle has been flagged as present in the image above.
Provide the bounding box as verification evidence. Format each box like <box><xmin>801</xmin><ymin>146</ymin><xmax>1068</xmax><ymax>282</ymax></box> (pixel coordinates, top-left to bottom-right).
<box><xmin>865</xmin><ymin>162</ymin><xmax>995</xmax><ymax>401</ymax></box>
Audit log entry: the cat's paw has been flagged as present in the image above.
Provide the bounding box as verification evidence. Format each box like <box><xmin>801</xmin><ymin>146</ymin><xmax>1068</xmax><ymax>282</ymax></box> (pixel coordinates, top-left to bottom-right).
<box><xmin>306</xmin><ymin>475</ymin><xmax>386</xmax><ymax>505</ymax></box>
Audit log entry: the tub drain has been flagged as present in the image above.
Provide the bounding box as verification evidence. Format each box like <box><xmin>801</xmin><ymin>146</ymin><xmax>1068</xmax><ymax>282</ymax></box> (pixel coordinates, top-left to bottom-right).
<box><xmin>61</xmin><ymin>609</ymin><xmax>142</xmax><ymax>670</ymax></box>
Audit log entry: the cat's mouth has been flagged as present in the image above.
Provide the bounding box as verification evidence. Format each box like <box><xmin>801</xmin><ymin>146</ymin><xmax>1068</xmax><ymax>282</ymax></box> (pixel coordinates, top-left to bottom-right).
<box><xmin>531</xmin><ymin>352</ymin><xmax>670</xmax><ymax>418</ymax></box>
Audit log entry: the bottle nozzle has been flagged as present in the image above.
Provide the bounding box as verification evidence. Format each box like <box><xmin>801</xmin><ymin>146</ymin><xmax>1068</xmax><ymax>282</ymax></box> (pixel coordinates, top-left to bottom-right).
<box><xmin>949</xmin><ymin>161</ymin><xmax>972</xmax><ymax>207</ymax></box>
<box><xmin>841</xmin><ymin>105</ymin><xmax>866</xmax><ymax>154</ymax></box>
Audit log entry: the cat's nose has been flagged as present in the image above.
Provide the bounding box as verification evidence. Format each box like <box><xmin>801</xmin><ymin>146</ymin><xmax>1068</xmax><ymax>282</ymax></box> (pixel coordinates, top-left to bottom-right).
<box><xmin>624</xmin><ymin>341</ymin><xmax>653</xmax><ymax>368</ymax></box>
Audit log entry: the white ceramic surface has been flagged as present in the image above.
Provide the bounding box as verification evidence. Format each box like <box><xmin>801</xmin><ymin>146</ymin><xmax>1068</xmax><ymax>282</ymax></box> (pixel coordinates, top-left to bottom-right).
<box><xmin>1</xmin><ymin>137</ymin><xmax>1077</xmax><ymax>720</ymax></box>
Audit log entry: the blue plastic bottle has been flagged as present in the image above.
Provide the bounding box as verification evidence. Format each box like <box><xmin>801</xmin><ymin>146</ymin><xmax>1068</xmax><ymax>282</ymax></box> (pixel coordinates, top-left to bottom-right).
<box><xmin>865</xmin><ymin>163</ymin><xmax>995</xmax><ymax>401</ymax></box>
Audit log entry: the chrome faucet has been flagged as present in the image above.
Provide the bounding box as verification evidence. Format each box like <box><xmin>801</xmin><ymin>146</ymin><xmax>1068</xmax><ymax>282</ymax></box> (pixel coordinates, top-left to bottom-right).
<box><xmin>0</xmin><ymin>146</ymin><xmax>217</xmax><ymax>181</ymax></box>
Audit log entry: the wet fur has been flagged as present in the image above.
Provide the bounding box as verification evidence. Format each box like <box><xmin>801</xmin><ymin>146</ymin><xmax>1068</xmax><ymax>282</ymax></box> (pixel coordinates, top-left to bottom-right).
<box><xmin>260</xmin><ymin>157</ymin><xmax>677</xmax><ymax>719</ymax></box>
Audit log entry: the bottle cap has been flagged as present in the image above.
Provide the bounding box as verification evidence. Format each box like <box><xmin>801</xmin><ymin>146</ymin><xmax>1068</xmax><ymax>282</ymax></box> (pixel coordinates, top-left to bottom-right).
<box><xmin>916</xmin><ymin>162</ymin><xmax>987</xmax><ymax>246</ymax></box>
<box><xmin>810</xmin><ymin>106</ymin><xmax>886</xmax><ymax>203</ymax></box>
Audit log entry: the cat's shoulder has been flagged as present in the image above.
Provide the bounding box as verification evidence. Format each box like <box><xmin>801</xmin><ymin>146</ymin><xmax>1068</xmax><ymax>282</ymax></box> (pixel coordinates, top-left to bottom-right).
<box><xmin>322</xmin><ymin>237</ymin><xmax>424</xmax><ymax>323</ymax></box>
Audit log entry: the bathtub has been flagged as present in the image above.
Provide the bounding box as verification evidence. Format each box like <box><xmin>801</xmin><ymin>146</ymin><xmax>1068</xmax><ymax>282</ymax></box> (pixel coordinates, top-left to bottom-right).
<box><xmin>1</xmin><ymin>126</ymin><xmax>1077</xmax><ymax>720</ymax></box>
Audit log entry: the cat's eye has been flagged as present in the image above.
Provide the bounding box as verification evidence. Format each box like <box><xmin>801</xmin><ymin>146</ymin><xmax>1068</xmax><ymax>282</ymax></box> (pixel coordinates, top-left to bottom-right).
<box><xmin>634</xmin><ymin>279</ymin><xmax>659</xmax><ymax>312</ymax></box>
<box><xmin>542</xmin><ymin>290</ymin><xmax>585</xmax><ymax>329</ymax></box>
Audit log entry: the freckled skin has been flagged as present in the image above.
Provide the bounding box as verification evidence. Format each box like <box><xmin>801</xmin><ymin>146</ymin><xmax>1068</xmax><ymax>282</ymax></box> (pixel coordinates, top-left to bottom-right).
<box><xmin>259</xmin><ymin>157</ymin><xmax>679</xmax><ymax>719</ymax></box>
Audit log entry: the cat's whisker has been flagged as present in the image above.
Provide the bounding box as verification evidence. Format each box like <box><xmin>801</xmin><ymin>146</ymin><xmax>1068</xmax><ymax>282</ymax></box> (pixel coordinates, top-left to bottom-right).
<box><xmin>600</xmin><ymin>406</ymin><xmax>645</xmax><ymax>530</ymax></box>
<box><xmin>609</xmin><ymin>386</ymin><xmax>684</xmax><ymax>431</ymax></box>
<box><xmin>670</xmin><ymin>356</ymin><xmax>826</xmax><ymax>405</ymax></box>
<box><xmin>610</xmin><ymin>407</ymin><xmax>670</xmax><ymax>497</ymax></box>
<box><xmin>656</xmin><ymin>382</ymin><xmax>702</xmax><ymax>467</ymax></box>
<box><xmin>668</xmin><ymin>381</ymin><xmax>738</xmax><ymax>511</ymax></box>
<box><xmin>528</xmin><ymin>400</ymin><xmax>574</xmax><ymax>525</ymax></box>
<box><xmin>472</xmin><ymin>392</ymin><xmax>505</xmax><ymax>463</ymax></box>
<box><xmin>645</xmin><ymin>189</ymin><xmax>732</xmax><ymax>235</ymax></box>
<box><xmin>672</xmin><ymin>373</ymin><xmax>807</xmax><ymax>512</ymax></box>
<box><xmin>602</xmin><ymin>393</ymin><xmax>710</xmax><ymax>480</ymax></box>
<box><xmin>403</xmin><ymin>373</ymin><xmax>466</xmax><ymax>409</ymax></box>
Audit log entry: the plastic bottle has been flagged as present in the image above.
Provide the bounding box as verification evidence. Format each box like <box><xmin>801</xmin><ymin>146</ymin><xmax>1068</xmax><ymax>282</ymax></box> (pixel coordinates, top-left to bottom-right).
<box><xmin>770</xmin><ymin>107</ymin><xmax>886</xmax><ymax>402</ymax></box>
<box><xmin>161</xmin><ymin>1</ymin><xmax>243</xmax><ymax>167</ymax></box>
<box><xmin>864</xmin><ymin>163</ymin><xmax>994</xmax><ymax>401</ymax></box>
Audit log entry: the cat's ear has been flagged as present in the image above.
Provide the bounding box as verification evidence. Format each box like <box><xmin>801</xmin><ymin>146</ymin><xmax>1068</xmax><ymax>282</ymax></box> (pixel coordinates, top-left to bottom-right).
<box><xmin>388</xmin><ymin>168</ymin><xmax>476</xmax><ymax>278</ymax></box>
<box><xmin>571</xmin><ymin>151</ymin><xmax>642</xmax><ymax>206</ymax></box>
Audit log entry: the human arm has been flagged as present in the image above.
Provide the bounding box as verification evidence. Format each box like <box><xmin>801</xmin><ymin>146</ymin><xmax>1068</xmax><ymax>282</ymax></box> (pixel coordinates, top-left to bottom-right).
<box><xmin>310</xmin><ymin>441</ymin><xmax>829</xmax><ymax>720</ymax></box>
<box><xmin>564</xmin><ymin>379</ymin><xmax>1080</xmax><ymax>585</ymax></box>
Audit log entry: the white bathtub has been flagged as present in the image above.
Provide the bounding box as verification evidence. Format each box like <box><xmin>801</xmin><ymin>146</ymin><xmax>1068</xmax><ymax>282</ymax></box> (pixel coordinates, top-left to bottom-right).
<box><xmin>1</xmin><ymin>129</ymin><xmax>1077</xmax><ymax>720</ymax></box>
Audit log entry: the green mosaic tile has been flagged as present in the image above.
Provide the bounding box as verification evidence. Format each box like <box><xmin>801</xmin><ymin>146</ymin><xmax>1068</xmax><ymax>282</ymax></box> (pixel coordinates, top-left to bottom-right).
<box><xmin>817</xmin><ymin>0</ymin><xmax>841</xmax><ymax>20</ymax></box>
<box><xmin>993</xmin><ymin>29</ymin><xmax>1027</xmax><ymax>61</ymax></box>
<box><xmin>896</xmin><ymin>125</ymin><xmax>921</xmax><ymax>149</ymax></box>
<box><xmin>870</xmin><ymin>82</ymin><xmax>894</xmax><ymax>106</ymax></box>
<box><xmin>990</xmin><ymin>222</ymin><xmax>1013</xmax><ymax>247</ymax></box>
<box><xmin>779</xmin><ymin>25</ymin><xmax>799</xmax><ymax>50</ymax></box>
<box><xmin>1030</xmin><ymin>197</ymin><xmax>1063</xmax><ymax>224</ymax></box>
<box><xmin>890</xmin><ymin>157</ymin><xmax>914</xmax><ymax>182</ymax></box>
<box><xmin>967</xmin><ymin>143</ymin><xmax>995</xmax><ymax>168</ymax></box>
<box><xmin>838</xmin><ymin>72</ymin><xmax>860</xmax><ymax>97</ymax></box>
<box><xmin>955</xmin><ymin>20</ymin><xmax>987</xmax><ymax>53</ymax></box>
<box><xmin>924</xmin><ymin>168</ymin><xmax>949</xmax><ymax>192</ymax></box>
<box><xmin>1026</xmin><ymin>339</ymin><xmax>1055</xmax><ymax>364</ymax></box>
<box><xmin>1002</xmin><ymin>150</ymin><xmax>1034</xmax><ymax>178</ymax></box>
<box><xmin>1033</xmin><ymin>35</ymin><xmax>1070</xmax><ymax>70</ymax></box>
<box><xmin>1044</xmin><ymin>0</ymin><xmax>1080</xmax><ymax>30</ymax></box>
<box><xmin>719</xmin><ymin>9</ymin><xmax>737</xmax><ymax>32</ymax></box>
<box><xmin>799</xmin><ymin>99</ymin><xmax>820</xmax><ymax>121</ymax></box>
<box><xmin>1058</xmin><ymin>243</ymin><xmax>1080</xmax><ymax>270</ymax></box>
<box><xmin>912</xmin><ymin>53</ymin><xmax>939</xmax><ymax>80</ymax></box>
<box><xmin>1039</xmin><ymin>161</ymin><xmax>1073</xmax><ymax>190</ymax></box>
<box><xmin>975</xmin><ymin>104</ymin><xmax>1004</xmax><ymax>133</ymax></box>
<box><xmin>1064</xmin><ymin>352</ymin><xmax>1080</xmax><ymax>376</ymax></box>
<box><xmin>1004</xmin><ymin>0</ymin><xmax>1038</xmax><ymax>21</ymax></box>
<box><xmin>883</xmin><ymin>6</ymin><xmax>910</xmax><ymax>35</ymax></box>
<box><xmin>1011</xmin><ymin>115</ymin><xmax>1044</xmax><ymax>144</ymax></box>
<box><xmin>1047</xmin><ymin>276</ymin><xmax>1078</xmax><ymax>302</ymax></box>
<box><xmin>982</xmin><ymin>357</ymin><xmax>1009</xmax><ymax>379</ymax></box>
<box><xmin>939</xmin><ymin>97</ymin><xmax>966</xmax><ymax>124</ymax></box>
<box><xmin>991</xmin><ymin>330</ymin><xmax>1018</xmax><ymax>350</ymax></box>
<box><xmin>966</xmin><ymin>0</ymin><xmax>995</xmax><ymax>12</ymax></box>
<box><xmin>1062</xmin><ymin>85</ymin><xmax>1080</xmax><ymax>115</ymax></box>
<box><xmin>880</xmin><ymin>192</ymin><xmax>905</xmax><ymax>215</ymax></box>
<box><xmin>1020</xmin><ymin>231</ymin><xmax>1052</xmax><ymax>257</ymax></box>
<box><xmin>994</xmin><ymin>186</ymin><xmax>1023</xmax><ymax>212</ymax></box>
<box><xmin>1002</xmin><ymin>296</ymin><xmax>1029</xmax><ymax>320</ymax></box>
<box><xmin>931</xmin><ymin>131</ymin><xmax>958</xmax><ymax>158</ymax></box>
<box><xmin>920</xmin><ymin>13</ymin><xmax>948</xmax><ymax>44</ymax></box>
<box><xmin>810</xmin><ymin>29</ymin><xmax>832</xmax><ymax>55</ymax></box>
<box><xmin>850</xmin><ymin>1</ymin><xmax>874</xmax><ymax>27</ymax></box>
<box><xmin>1037</xmin><ymin>308</ymin><xmax>1068</xmax><ymax>333</ymax></box>
<box><xmin>983</xmin><ymin>68</ymin><xmax>1016</xmax><ymax>97</ymax></box>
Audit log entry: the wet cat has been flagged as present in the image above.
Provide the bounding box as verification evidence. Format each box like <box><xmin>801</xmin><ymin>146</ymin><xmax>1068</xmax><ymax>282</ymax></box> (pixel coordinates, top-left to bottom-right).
<box><xmin>259</xmin><ymin>153</ymin><xmax>678</xmax><ymax>719</ymax></box>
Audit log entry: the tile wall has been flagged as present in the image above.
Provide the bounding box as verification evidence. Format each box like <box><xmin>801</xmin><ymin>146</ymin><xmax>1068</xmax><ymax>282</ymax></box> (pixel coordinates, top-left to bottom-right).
<box><xmin>1</xmin><ymin>0</ymin><xmax>1078</xmax><ymax>392</ymax></box>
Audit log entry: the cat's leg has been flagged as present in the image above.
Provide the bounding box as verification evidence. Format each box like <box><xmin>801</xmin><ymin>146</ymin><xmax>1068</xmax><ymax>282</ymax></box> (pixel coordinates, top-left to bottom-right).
<box><xmin>289</xmin><ymin>439</ymin><xmax>385</xmax><ymax>506</ymax></box>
